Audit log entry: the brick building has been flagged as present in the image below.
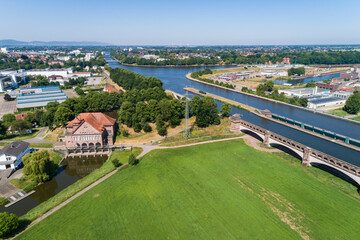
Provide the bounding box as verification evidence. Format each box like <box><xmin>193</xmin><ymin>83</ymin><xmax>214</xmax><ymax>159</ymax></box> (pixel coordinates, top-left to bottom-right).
<box><xmin>59</xmin><ymin>112</ymin><xmax>116</xmax><ymax>148</ymax></box>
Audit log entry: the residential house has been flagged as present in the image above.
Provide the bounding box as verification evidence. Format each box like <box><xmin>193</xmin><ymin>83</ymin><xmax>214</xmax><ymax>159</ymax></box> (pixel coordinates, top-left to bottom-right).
<box><xmin>0</xmin><ymin>141</ymin><xmax>30</xmax><ymax>170</ymax></box>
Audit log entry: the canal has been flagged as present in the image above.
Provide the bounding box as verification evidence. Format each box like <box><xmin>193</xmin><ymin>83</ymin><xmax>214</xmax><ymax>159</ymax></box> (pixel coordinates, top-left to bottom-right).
<box><xmin>0</xmin><ymin>155</ymin><xmax>108</xmax><ymax>216</ymax></box>
<box><xmin>105</xmin><ymin>55</ymin><xmax>360</xmax><ymax>167</ymax></box>
<box><xmin>105</xmin><ymin>55</ymin><xmax>360</xmax><ymax>141</ymax></box>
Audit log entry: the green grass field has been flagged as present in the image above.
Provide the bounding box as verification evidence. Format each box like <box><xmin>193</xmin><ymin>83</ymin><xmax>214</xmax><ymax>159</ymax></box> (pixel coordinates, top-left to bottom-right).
<box><xmin>327</xmin><ymin>108</ymin><xmax>349</xmax><ymax>117</ymax></box>
<box><xmin>17</xmin><ymin>140</ymin><xmax>360</xmax><ymax>239</ymax></box>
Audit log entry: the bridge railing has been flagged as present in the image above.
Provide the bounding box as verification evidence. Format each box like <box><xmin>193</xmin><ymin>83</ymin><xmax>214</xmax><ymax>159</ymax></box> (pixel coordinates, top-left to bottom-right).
<box><xmin>238</xmin><ymin>119</ymin><xmax>360</xmax><ymax>177</ymax></box>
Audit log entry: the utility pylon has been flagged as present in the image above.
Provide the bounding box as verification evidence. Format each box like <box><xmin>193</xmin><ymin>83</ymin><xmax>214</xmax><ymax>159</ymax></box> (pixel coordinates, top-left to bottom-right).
<box><xmin>183</xmin><ymin>90</ymin><xmax>190</xmax><ymax>139</ymax></box>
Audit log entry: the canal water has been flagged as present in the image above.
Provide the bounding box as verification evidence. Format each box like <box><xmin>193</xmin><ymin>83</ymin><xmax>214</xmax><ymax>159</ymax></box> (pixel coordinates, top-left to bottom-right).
<box><xmin>105</xmin><ymin>55</ymin><xmax>360</xmax><ymax>167</ymax></box>
<box><xmin>105</xmin><ymin>55</ymin><xmax>360</xmax><ymax>141</ymax></box>
<box><xmin>0</xmin><ymin>155</ymin><xmax>108</xmax><ymax>216</ymax></box>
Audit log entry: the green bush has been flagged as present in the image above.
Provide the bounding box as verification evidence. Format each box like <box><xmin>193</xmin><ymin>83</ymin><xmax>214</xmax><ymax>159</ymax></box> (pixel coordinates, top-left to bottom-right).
<box><xmin>111</xmin><ymin>158</ymin><xmax>121</xmax><ymax>167</ymax></box>
<box><xmin>0</xmin><ymin>212</ymin><xmax>19</xmax><ymax>238</ymax></box>
<box><xmin>128</xmin><ymin>153</ymin><xmax>138</xmax><ymax>166</ymax></box>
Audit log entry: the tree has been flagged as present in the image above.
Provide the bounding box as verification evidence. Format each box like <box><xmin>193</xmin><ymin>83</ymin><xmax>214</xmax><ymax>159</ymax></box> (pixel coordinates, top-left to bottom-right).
<box><xmin>343</xmin><ymin>93</ymin><xmax>360</xmax><ymax>114</ymax></box>
<box><xmin>264</xmin><ymin>80</ymin><xmax>274</xmax><ymax>91</ymax></box>
<box><xmin>256</xmin><ymin>84</ymin><xmax>266</xmax><ymax>94</ymax></box>
<box><xmin>298</xmin><ymin>98</ymin><xmax>308</xmax><ymax>107</ymax></box>
<box><xmin>195</xmin><ymin>97</ymin><xmax>220</xmax><ymax>128</ymax></box>
<box><xmin>220</xmin><ymin>103</ymin><xmax>231</xmax><ymax>117</ymax></box>
<box><xmin>288</xmin><ymin>67</ymin><xmax>305</xmax><ymax>76</ymax></box>
<box><xmin>10</xmin><ymin>120</ymin><xmax>32</xmax><ymax>135</ymax></box>
<box><xmin>54</xmin><ymin>106</ymin><xmax>74</xmax><ymax>126</ymax></box>
<box><xmin>2</xmin><ymin>113</ymin><xmax>15</xmax><ymax>125</ymax></box>
<box><xmin>142</xmin><ymin>123</ymin><xmax>152</xmax><ymax>132</ymax></box>
<box><xmin>128</xmin><ymin>153</ymin><xmax>138</xmax><ymax>165</ymax></box>
<box><xmin>305</xmin><ymin>81</ymin><xmax>316</xmax><ymax>88</ymax></box>
<box><xmin>75</xmin><ymin>86</ymin><xmax>85</xmax><ymax>96</ymax></box>
<box><xmin>22</xmin><ymin>150</ymin><xmax>58</xmax><ymax>182</ymax></box>
<box><xmin>158</xmin><ymin>99</ymin><xmax>171</xmax><ymax>121</ymax></box>
<box><xmin>190</xmin><ymin>95</ymin><xmax>202</xmax><ymax>116</ymax></box>
<box><xmin>156</xmin><ymin>117</ymin><xmax>167</xmax><ymax>136</ymax></box>
<box><xmin>46</xmin><ymin>101</ymin><xmax>60</xmax><ymax>110</ymax></box>
<box><xmin>0</xmin><ymin>212</ymin><xmax>19</xmax><ymax>238</ymax></box>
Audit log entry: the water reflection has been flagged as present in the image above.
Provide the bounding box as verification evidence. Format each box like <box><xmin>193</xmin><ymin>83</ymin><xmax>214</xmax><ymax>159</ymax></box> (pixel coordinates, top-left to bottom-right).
<box><xmin>0</xmin><ymin>155</ymin><xmax>108</xmax><ymax>216</ymax></box>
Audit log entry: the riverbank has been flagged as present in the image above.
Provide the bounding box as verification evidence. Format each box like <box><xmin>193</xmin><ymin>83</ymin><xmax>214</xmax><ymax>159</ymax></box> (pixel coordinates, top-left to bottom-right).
<box><xmin>185</xmin><ymin>73</ymin><xmax>360</xmax><ymax>126</ymax></box>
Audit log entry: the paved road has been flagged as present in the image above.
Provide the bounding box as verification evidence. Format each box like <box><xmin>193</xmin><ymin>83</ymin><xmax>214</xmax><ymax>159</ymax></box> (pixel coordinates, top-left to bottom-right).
<box><xmin>24</xmin><ymin>127</ymin><xmax>50</xmax><ymax>144</ymax></box>
<box><xmin>0</xmin><ymin>97</ymin><xmax>17</xmax><ymax>117</ymax></box>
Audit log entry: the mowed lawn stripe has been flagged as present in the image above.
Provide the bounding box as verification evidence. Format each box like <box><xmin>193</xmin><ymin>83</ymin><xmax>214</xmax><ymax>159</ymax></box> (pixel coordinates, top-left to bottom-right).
<box><xmin>17</xmin><ymin>139</ymin><xmax>360</xmax><ymax>240</ymax></box>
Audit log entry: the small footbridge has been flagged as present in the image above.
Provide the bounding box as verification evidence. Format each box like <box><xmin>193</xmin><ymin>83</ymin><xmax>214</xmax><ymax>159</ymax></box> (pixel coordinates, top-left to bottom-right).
<box><xmin>230</xmin><ymin>114</ymin><xmax>360</xmax><ymax>187</ymax></box>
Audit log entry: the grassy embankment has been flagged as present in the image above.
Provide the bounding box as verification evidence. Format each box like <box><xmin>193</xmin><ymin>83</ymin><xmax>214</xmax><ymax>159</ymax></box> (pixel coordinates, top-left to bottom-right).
<box><xmin>351</xmin><ymin>116</ymin><xmax>360</xmax><ymax>121</ymax></box>
<box><xmin>327</xmin><ymin>108</ymin><xmax>350</xmax><ymax>117</ymax></box>
<box><xmin>116</xmin><ymin>117</ymin><xmax>196</xmax><ymax>145</ymax></box>
<box><xmin>10</xmin><ymin>151</ymin><xmax>63</xmax><ymax>192</ymax></box>
<box><xmin>18</xmin><ymin>148</ymin><xmax>142</xmax><ymax>223</ymax></box>
<box><xmin>43</xmin><ymin>127</ymin><xmax>65</xmax><ymax>142</ymax></box>
<box><xmin>159</xmin><ymin>118</ymin><xmax>243</xmax><ymax>146</ymax></box>
<box><xmin>17</xmin><ymin>139</ymin><xmax>360</xmax><ymax>240</ymax></box>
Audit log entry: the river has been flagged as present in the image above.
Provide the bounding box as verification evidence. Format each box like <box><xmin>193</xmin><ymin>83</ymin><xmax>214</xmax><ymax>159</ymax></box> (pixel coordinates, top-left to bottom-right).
<box><xmin>0</xmin><ymin>155</ymin><xmax>108</xmax><ymax>216</ymax></box>
<box><xmin>105</xmin><ymin>54</ymin><xmax>360</xmax><ymax>167</ymax></box>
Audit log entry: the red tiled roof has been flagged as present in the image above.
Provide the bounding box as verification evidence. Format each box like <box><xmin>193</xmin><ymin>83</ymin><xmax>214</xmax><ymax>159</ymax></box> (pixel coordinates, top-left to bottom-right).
<box><xmin>67</xmin><ymin>112</ymin><xmax>116</xmax><ymax>134</ymax></box>
<box><xmin>104</xmin><ymin>85</ymin><xmax>120</xmax><ymax>93</ymax></box>
<box><xmin>16</xmin><ymin>113</ymin><xmax>28</xmax><ymax>120</ymax></box>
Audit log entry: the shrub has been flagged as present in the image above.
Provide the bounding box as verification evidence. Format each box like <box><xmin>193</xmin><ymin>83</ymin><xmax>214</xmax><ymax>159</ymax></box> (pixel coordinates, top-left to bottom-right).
<box><xmin>0</xmin><ymin>212</ymin><xmax>19</xmax><ymax>238</ymax></box>
<box><xmin>111</xmin><ymin>158</ymin><xmax>121</xmax><ymax>167</ymax></box>
<box><xmin>128</xmin><ymin>153</ymin><xmax>138</xmax><ymax>165</ymax></box>
<box><xmin>121</xmin><ymin>129</ymin><xmax>130</xmax><ymax>137</ymax></box>
<box><xmin>142</xmin><ymin>123</ymin><xmax>152</xmax><ymax>133</ymax></box>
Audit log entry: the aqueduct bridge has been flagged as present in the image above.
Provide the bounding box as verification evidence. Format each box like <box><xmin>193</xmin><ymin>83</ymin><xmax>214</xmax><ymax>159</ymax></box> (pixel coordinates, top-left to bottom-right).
<box><xmin>230</xmin><ymin>114</ymin><xmax>360</xmax><ymax>186</ymax></box>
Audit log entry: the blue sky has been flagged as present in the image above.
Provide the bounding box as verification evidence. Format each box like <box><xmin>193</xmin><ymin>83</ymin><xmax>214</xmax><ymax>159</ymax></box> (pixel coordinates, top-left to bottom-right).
<box><xmin>1</xmin><ymin>0</ymin><xmax>359</xmax><ymax>45</ymax></box>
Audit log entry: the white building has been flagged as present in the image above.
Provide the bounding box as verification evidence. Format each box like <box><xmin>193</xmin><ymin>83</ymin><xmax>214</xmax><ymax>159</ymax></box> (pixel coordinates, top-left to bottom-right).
<box><xmin>70</xmin><ymin>50</ymin><xmax>81</xmax><ymax>56</ymax></box>
<box><xmin>0</xmin><ymin>141</ymin><xmax>30</xmax><ymax>170</ymax></box>
<box><xmin>333</xmin><ymin>91</ymin><xmax>353</xmax><ymax>99</ymax></box>
<box><xmin>70</xmin><ymin>72</ymin><xmax>92</xmax><ymax>77</ymax></box>
<box><xmin>0</xmin><ymin>47</ymin><xmax>8</xmax><ymax>54</ymax></box>
<box><xmin>142</xmin><ymin>54</ymin><xmax>159</xmax><ymax>60</ymax></box>
<box><xmin>56</xmin><ymin>56</ymin><xmax>71</xmax><ymax>61</ymax></box>
<box><xmin>308</xmin><ymin>97</ymin><xmax>346</xmax><ymax>109</ymax></box>
<box><xmin>26</xmin><ymin>68</ymin><xmax>73</xmax><ymax>78</ymax></box>
<box><xmin>85</xmin><ymin>53</ymin><xmax>96</xmax><ymax>61</ymax></box>
<box><xmin>278</xmin><ymin>87</ymin><xmax>327</xmax><ymax>98</ymax></box>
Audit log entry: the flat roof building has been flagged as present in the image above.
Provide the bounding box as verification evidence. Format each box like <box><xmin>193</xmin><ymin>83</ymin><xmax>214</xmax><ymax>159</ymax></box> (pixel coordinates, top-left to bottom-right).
<box><xmin>17</xmin><ymin>86</ymin><xmax>67</xmax><ymax>109</ymax></box>
<box><xmin>308</xmin><ymin>97</ymin><xmax>345</xmax><ymax>109</ymax></box>
<box><xmin>26</xmin><ymin>68</ymin><xmax>73</xmax><ymax>78</ymax></box>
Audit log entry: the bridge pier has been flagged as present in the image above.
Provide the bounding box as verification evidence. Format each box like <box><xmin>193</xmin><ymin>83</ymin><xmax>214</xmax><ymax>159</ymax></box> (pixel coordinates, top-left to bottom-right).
<box><xmin>263</xmin><ymin>131</ymin><xmax>270</xmax><ymax>148</ymax></box>
<box><xmin>302</xmin><ymin>147</ymin><xmax>312</xmax><ymax>167</ymax></box>
<box><xmin>229</xmin><ymin>114</ymin><xmax>242</xmax><ymax>133</ymax></box>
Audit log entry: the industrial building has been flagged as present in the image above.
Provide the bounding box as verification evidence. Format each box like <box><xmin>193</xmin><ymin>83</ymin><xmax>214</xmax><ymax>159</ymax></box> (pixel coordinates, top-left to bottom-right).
<box><xmin>278</xmin><ymin>87</ymin><xmax>327</xmax><ymax>98</ymax></box>
<box><xmin>26</xmin><ymin>68</ymin><xmax>73</xmax><ymax>78</ymax></box>
<box><xmin>17</xmin><ymin>86</ymin><xmax>67</xmax><ymax>109</ymax></box>
<box><xmin>308</xmin><ymin>96</ymin><xmax>346</xmax><ymax>109</ymax></box>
